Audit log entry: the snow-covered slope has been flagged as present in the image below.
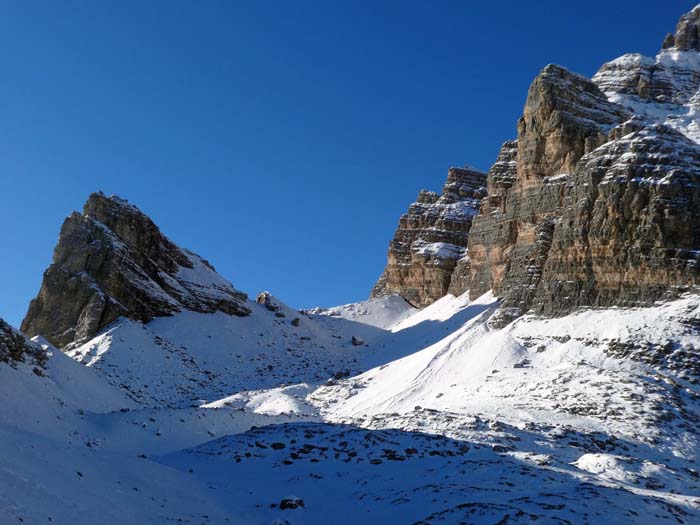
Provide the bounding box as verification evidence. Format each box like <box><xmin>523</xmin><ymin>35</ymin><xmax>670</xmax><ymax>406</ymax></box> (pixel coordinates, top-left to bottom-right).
<box><xmin>3</xmin><ymin>288</ymin><xmax>700</xmax><ymax>524</ymax></box>
<box><xmin>0</xmin><ymin>325</ymin><xmax>311</xmax><ymax>524</ymax></box>
<box><xmin>131</xmin><ymin>292</ymin><xmax>697</xmax><ymax>525</ymax></box>
<box><xmin>160</xmin><ymin>420</ymin><xmax>697</xmax><ymax>525</ymax></box>
<box><xmin>314</xmin><ymin>294</ymin><xmax>700</xmax><ymax>426</ymax></box>
<box><xmin>64</xmin><ymin>294</ymin><xmax>403</xmax><ymax>408</ymax></box>
<box><xmin>0</xmin><ymin>333</ymin><xmax>228</xmax><ymax>524</ymax></box>
<box><xmin>301</xmin><ymin>294</ymin><xmax>700</xmax><ymax>523</ymax></box>
<box><xmin>305</xmin><ymin>295</ymin><xmax>416</xmax><ymax>330</ymax></box>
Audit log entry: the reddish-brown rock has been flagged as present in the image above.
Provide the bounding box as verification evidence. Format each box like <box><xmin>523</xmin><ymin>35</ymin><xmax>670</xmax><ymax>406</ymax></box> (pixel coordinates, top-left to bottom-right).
<box><xmin>371</xmin><ymin>167</ymin><xmax>487</xmax><ymax>307</ymax></box>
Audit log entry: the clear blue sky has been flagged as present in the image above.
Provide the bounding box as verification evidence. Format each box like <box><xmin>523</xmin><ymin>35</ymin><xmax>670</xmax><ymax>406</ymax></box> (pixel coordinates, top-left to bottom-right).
<box><xmin>0</xmin><ymin>1</ymin><xmax>691</xmax><ymax>327</ymax></box>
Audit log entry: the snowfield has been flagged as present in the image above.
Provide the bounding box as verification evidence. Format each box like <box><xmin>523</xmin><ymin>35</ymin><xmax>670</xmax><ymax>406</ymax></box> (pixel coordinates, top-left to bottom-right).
<box><xmin>1</xmin><ymin>291</ymin><xmax>699</xmax><ymax>524</ymax></box>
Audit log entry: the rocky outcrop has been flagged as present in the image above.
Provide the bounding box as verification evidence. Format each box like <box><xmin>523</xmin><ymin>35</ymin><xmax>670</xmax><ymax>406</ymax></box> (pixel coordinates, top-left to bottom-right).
<box><xmin>22</xmin><ymin>193</ymin><xmax>250</xmax><ymax>347</ymax></box>
<box><xmin>0</xmin><ymin>318</ymin><xmax>46</xmax><ymax>368</ymax></box>
<box><xmin>517</xmin><ymin>65</ymin><xmax>627</xmax><ymax>185</ymax></box>
<box><xmin>371</xmin><ymin>167</ymin><xmax>487</xmax><ymax>307</ymax></box>
<box><xmin>467</xmin><ymin>66</ymin><xmax>627</xmax><ymax>319</ymax></box>
<box><xmin>534</xmin><ymin>119</ymin><xmax>700</xmax><ymax>316</ymax></box>
<box><xmin>662</xmin><ymin>5</ymin><xmax>700</xmax><ymax>51</ymax></box>
<box><xmin>593</xmin><ymin>6</ymin><xmax>700</xmax><ymax>142</ymax></box>
<box><xmin>465</xmin><ymin>6</ymin><xmax>700</xmax><ymax>325</ymax></box>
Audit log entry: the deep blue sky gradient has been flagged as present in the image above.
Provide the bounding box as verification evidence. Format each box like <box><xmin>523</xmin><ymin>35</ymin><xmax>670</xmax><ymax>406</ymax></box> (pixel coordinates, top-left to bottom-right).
<box><xmin>0</xmin><ymin>1</ymin><xmax>692</xmax><ymax>326</ymax></box>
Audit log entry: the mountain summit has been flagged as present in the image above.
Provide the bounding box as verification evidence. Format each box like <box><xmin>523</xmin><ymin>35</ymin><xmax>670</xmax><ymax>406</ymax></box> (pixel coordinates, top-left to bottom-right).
<box><xmin>371</xmin><ymin>167</ymin><xmax>487</xmax><ymax>307</ymax></box>
<box><xmin>663</xmin><ymin>4</ymin><xmax>700</xmax><ymax>51</ymax></box>
<box><xmin>22</xmin><ymin>192</ymin><xmax>250</xmax><ymax>347</ymax></box>
<box><xmin>375</xmin><ymin>6</ymin><xmax>700</xmax><ymax>325</ymax></box>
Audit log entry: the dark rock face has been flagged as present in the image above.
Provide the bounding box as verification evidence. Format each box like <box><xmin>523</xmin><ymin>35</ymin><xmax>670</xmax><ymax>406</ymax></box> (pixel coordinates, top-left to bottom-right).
<box><xmin>465</xmin><ymin>8</ymin><xmax>700</xmax><ymax>325</ymax></box>
<box><xmin>662</xmin><ymin>6</ymin><xmax>700</xmax><ymax>51</ymax></box>
<box><xmin>22</xmin><ymin>193</ymin><xmax>250</xmax><ymax>347</ymax></box>
<box><xmin>0</xmin><ymin>319</ymin><xmax>46</xmax><ymax>368</ymax></box>
<box><xmin>371</xmin><ymin>167</ymin><xmax>487</xmax><ymax>307</ymax></box>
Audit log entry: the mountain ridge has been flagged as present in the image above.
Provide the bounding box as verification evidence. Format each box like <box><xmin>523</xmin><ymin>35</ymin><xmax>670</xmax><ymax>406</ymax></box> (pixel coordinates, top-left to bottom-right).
<box><xmin>4</xmin><ymin>5</ymin><xmax>700</xmax><ymax>525</ymax></box>
<box><xmin>373</xmin><ymin>5</ymin><xmax>700</xmax><ymax>325</ymax></box>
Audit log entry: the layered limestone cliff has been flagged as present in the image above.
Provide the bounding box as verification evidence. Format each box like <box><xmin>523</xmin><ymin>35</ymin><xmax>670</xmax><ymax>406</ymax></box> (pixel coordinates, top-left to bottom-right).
<box><xmin>466</xmin><ymin>6</ymin><xmax>700</xmax><ymax>325</ymax></box>
<box><xmin>22</xmin><ymin>193</ymin><xmax>250</xmax><ymax>347</ymax></box>
<box><xmin>371</xmin><ymin>167</ymin><xmax>487</xmax><ymax>307</ymax></box>
<box><xmin>373</xmin><ymin>6</ymin><xmax>700</xmax><ymax>319</ymax></box>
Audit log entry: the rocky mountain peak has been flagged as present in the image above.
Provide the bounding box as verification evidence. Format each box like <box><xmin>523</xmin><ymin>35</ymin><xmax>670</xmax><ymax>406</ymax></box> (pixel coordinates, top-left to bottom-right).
<box><xmin>662</xmin><ymin>5</ymin><xmax>700</xmax><ymax>51</ymax></box>
<box><xmin>21</xmin><ymin>192</ymin><xmax>250</xmax><ymax>348</ymax></box>
<box><xmin>371</xmin><ymin>167</ymin><xmax>487</xmax><ymax>307</ymax></box>
<box><xmin>517</xmin><ymin>64</ymin><xmax>627</xmax><ymax>186</ymax></box>
<box><xmin>378</xmin><ymin>5</ymin><xmax>700</xmax><ymax>320</ymax></box>
<box><xmin>81</xmin><ymin>192</ymin><xmax>191</xmax><ymax>273</ymax></box>
<box><xmin>464</xmin><ymin>9</ymin><xmax>700</xmax><ymax>325</ymax></box>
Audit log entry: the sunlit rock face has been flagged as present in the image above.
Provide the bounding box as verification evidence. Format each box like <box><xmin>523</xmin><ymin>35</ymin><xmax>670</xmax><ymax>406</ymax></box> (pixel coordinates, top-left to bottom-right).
<box><xmin>465</xmin><ymin>7</ymin><xmax>700</xmax><ymax>325</ymax></box>
<box><xmin>22</xmin><ymin>192</ymin><xmax>249</xmax><ymax>347</ymax></box>
<box><xmin>371</xmin><ymin>167</ymin><xmax>487</xmax><ymax>307</ymax></box>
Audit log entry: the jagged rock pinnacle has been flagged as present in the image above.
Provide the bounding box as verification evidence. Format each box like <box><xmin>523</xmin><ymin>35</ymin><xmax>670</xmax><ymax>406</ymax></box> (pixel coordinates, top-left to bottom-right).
<box><xmin>371</xmin><ymin>167</ymin><xmax>487</xmax><ymax>307</ymax></box>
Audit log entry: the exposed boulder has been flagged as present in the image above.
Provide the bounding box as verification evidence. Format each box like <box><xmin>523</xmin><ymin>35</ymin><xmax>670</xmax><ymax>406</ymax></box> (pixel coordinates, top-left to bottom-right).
<box><xmin>22</xmin><ymin>193</ymin><xmax>250</xmax><ymax>347</ymax></box>
<box><xmin>256</xmin><ymin>291</ymin><xmax>281</xmax><ymax>312</ymax></box>
<box><xmin>371</xmin><ymin>167</ymin><xmax>487</xmax><ymax>307</ymax></box>
<box><xmin>279</xmin><ymin>497</ymin><xmax>305</xmax><ymax>510</ymax></box>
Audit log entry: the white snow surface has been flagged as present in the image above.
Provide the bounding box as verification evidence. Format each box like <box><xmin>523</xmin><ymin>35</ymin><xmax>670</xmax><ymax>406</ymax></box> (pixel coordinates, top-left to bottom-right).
<box><xmin>305</xmin><ymin>294</ymin><xmax>416</xmax><ymax>330</ymax></box>
<box><xmin>175</xmin><ymin>249</ymin><xmax>244</xmax><ymax>303</ymax></box>
<box><xmin>412</xmin><ymin>239</ymin><xmax>465</xmax><ymax>260</ymax></box>
<box><xmin>2</xmin><ymin>291</ymin><xmax>700</xmax><ymax>524</ymax></box>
